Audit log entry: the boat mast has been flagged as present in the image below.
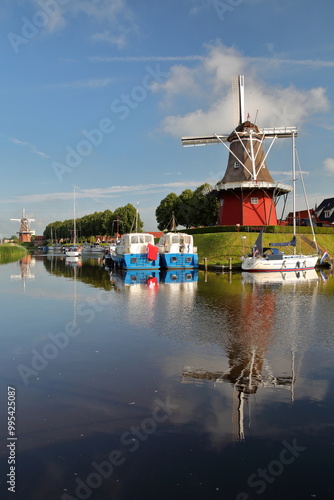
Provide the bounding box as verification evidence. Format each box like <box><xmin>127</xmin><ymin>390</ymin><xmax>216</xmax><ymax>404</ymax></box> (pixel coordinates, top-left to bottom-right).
<box><xmin>73</xmin><ymin>187</ymin><xmax>77</xmax><ymax>245</ymax></box>
<box><xmin>292</xmin><ymin>133</ymin><xmax>296</xmax><ymax>237</ymax></box>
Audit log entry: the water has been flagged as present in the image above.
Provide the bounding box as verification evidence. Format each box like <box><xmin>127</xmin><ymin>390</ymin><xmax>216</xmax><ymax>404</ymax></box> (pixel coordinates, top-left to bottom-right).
<box><xmin>0</xmin><ymin>254</ymin><xmax>334</xmax><ymax>500</ymax></box>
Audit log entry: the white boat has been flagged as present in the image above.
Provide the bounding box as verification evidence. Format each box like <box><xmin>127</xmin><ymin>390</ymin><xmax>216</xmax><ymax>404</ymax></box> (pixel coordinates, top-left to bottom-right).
<box><xmin>241</xmin><ymin>232</ymin><xmax>319</xmax><ymax>272</ymax></box>
<box><xmin>241</xmin><ymin>134</ymin><xmax>319</xmax><ymax>272</ymax></box>
<box><xmin>157</xmin><ymin>232</ymin><xmax>198</xmax><ymax>268</ymax></box>
<box><xmin>66</xmin><ymin>246</ymin><xmax>82</xmax><ymax>258</ymax></box>
<box><xmin>111</xmin><ymin>233</ymin><xmax>159</xmax><ymax>269</ymax></box>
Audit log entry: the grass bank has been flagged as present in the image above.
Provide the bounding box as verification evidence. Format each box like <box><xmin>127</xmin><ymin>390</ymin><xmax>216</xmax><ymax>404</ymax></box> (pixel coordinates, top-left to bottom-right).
<box><xmin>0</xmin><ymin>244</ymin><xmax>27</xmax><ymax>264</ymax></box>
<box><xmin>193</xmin><ymin>232</ymin><xmax>334</xmax><ymax>267</ymax></box>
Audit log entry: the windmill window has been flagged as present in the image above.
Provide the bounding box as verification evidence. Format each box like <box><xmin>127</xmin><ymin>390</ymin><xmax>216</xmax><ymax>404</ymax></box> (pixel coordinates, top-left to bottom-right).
<box><xmin>234</xmin><ymin>161</ymin><xmax>240</xmax><ymax>169</ymax></box>
<box><xmin>324</xmin><ymin>210</ymin><xmax>331</xmax><ymax>218</ymax></box>
<box><xmin>251</xmin><ymin>197</ymin><xmax>259</xmax><ymax>205</ymax></box>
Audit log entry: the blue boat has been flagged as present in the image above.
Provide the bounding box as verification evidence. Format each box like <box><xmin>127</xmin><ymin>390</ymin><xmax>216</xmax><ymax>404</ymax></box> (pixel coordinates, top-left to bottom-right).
<box><xmin>111</xmin><ymin>233</ymin><xmax>160</xmax><ymax>270</ymax></box>
<box><xmin>157</xmin><ymin>232</ymin><xmax>198</xmax><ymax>269</ymax></box>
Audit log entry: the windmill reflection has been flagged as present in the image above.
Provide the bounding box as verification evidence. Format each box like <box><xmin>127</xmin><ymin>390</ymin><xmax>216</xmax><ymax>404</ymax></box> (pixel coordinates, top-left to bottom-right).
<box><xmin>10</xmin><ymin>254</ymin><xmax>35</xmax><ymax>291</ymax></box>
<box><xmin>182</xmin><ymin>272</ymin><xmax>319</xmax><ymax>441</ymax></box>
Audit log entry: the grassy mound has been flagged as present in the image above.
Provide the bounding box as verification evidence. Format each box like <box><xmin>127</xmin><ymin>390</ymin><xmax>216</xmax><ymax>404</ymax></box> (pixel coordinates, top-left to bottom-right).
<box><xmin>0</xmin><ymin>244</ymin><xmax>27</xmax><ymax>264</ymax></box>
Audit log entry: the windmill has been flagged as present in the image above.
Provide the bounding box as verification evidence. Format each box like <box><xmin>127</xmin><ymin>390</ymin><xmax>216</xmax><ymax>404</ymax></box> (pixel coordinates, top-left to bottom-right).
<box><xmin>10</xmin><ymin>209</ymin><xmax>35</xmax><ymax>242</ymax></box>
<box><xmin>182</xmin><ymin>75</ymin><xmax>296</xmax><ymax>226</ymax></box>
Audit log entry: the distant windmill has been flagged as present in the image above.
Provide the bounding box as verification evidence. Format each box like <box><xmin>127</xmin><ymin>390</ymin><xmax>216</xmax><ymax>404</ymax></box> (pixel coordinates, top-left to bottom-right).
<box><xmin>11</xmin><ymin>209</ymin><xmax>35</xmax><ymax>242</ymax></box>
<box><xmin>182</xmin><ymin>75</ymin><xmax>296</xmax><ymax>226</ymax></box>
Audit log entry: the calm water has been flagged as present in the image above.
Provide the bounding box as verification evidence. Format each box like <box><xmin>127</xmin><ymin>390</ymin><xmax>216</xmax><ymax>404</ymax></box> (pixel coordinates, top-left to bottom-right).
<box><xmin>0</xmin><ymin>254</ymin><xmax>334</xmax><ymax>500</ymax></box>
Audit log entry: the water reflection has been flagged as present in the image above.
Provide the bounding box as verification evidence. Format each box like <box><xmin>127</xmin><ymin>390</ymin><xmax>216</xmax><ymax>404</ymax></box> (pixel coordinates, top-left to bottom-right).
<box><xmin>1</xmin><ymin>257</ymin><xmax>334</xmax><ymax>499</ymax></box>
<box><xmin>10</xmin><ymin>254</ymin><xmax>35</xmax><ymax>291</ymax></box>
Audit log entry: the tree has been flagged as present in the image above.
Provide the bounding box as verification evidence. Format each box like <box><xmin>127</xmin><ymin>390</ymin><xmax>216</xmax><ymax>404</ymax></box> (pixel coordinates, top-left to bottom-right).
<box><xmin>192</xmin><ymin>184</ymin><xmax>219</xmax><ymax>226</ymax></box>
<box><xmin>155</xmin><ymin>184</ymin><xmax>219</xmax><ymax>229</ymax></box>
<box><xmin>112</xmin><ymin>204</ymin><xmax>143</xmax><ymax>233</ymax></box>
<box><xmin>155</xmin><ymin>193</ymin><xmax>179</xmax><ymax>231</ymax></box>
<box><xmin>175</xmin><ymin>189</ymin><xmax>195</xmax><ymax>228</ymax></box>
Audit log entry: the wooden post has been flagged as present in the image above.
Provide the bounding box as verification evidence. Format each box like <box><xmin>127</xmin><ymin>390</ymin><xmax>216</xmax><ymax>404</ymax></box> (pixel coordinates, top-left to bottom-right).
<box><xmin>229</xmin><ymin>258</ymin><xmax>232</xmax><ymax>270</ymax></box>
<box><xmin>204</xmin><ymin>257</ymin><xmax>207</xmax><ymax>271</ymax></box>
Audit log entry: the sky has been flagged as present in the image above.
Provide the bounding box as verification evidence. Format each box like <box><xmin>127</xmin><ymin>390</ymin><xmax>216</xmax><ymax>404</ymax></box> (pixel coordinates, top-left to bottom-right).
<box><xmin>0</xmin><ymin>0</ymin><xmax>334</xmax><ymax>238</ymax></box>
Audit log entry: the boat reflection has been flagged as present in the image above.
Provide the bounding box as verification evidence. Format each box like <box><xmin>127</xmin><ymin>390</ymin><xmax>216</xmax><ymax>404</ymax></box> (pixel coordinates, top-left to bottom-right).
<box><xmin>160</xmin><ymin>269</ymin><xmax>198</xmax><ymax>284</ymax></box>
<box><xmin>242</xmin><ymin>268</ymin><xmax>319</xmax><ymax>285</ymax></box>
<box><xmin>110</xmin><ymin>269</ymin><xmax>160</xmax><ymax>289</ymax></box>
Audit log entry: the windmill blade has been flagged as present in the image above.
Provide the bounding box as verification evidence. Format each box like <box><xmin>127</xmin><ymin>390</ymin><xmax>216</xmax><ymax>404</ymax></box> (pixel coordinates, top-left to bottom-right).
<box><xmin>232</xmin><ymin>75</ymin><xmax>245</xmax><ymax>127</ymax></box>
<box><xmin>182</xmin><ymin>134</ymin><xmax>229</xmax><ymax>147</ymax></box>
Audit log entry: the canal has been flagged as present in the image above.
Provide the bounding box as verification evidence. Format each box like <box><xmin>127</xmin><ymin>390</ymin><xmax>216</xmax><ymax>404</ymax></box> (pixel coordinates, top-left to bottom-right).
<box><xmin>0</xmin><ymin>254</ymin><xmax>333</xmax><ymax>499</ymax></box>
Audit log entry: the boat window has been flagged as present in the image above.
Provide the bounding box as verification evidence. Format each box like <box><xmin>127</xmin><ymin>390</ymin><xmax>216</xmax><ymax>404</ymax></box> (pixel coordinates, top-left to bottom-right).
<box><xmin>144</xmin><ymin>235</ymin><xmax>152</xmax><ymax>243</ymax></box>
<box><xmin>131</xmin><ymin>235</ymin><xmax>139</xmax><ymax>244</ymax></box>
<box><xmin>171</xmin><ymin>235</ymin><xmax>179</xmax><ymax>244</ymax></box>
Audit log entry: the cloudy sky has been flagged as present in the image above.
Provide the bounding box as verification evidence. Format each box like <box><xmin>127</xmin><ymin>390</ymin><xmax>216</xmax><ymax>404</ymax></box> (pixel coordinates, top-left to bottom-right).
<box><xmin>1</xmin><ymin>0</ymin><xmax>333</xmax><ymax>236</ymax></box>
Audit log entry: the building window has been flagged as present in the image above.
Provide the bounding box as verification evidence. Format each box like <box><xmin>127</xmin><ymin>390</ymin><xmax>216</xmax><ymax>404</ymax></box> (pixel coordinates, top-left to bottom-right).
<box><xmin>234</xmin><ymin>161</ymin><xmax>240</xmax><ymax>169</ymax></box>
<box><xmin>251</xmin><ymin>197</ymin><xmax>258</xmax><ymax>204</ymax></box>
<box><xmin>324</xmin><ymin>210</ymin><xmax>331</xmax><ymax>218</ymax></box>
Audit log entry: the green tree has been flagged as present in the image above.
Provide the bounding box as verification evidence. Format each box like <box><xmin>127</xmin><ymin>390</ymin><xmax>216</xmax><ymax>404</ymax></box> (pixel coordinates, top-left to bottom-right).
<box><xmin>155</xmin><ymin>192</ymin><xmax>180</xmax><ymax>231</ymax></box>
<box><xmin>175</xmin><ymin>189</ymin><xmax>195</xmax><ymax>228</ymax></box>
<box><xmin>112</xmin><ymin>204</ymin><xmax>143</xmax><ymax>233</ymax></box>
<box><xmin>192</xmin><ymin>184</ymin><xmax>219</xmax><ymax>226</ymax></box>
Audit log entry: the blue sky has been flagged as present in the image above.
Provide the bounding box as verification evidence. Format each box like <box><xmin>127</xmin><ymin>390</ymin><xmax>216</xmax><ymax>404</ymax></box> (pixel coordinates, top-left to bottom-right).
<box><xmin>1</xmin><ymin>0</ymin><xmax>334</xmax><ymax>237</ymax></box>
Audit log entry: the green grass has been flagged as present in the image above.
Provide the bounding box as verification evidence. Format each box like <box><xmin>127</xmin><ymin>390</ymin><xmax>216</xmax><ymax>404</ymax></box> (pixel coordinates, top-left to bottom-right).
<box><xmin>0</xmin><ymin>244</ymin><xmax>27</xmax><ymax>264</ymax></box>
<box><xmin>193</xmin><ymin>232</ymin><xmax>334</xmax><ymax>267</ymax></box>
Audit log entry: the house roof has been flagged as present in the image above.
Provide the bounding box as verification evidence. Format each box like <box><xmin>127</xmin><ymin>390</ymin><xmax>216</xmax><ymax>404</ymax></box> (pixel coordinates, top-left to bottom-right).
<box><xmin>315</xmin><ymin>198</ymin><xmax>334</xmax><ymax>223</ymax></box>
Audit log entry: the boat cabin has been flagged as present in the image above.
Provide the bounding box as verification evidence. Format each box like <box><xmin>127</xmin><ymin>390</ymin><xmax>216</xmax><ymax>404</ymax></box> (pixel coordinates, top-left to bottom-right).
<box><xmin>116</xmin><ymin>233</ymin><xmax>156</xmax><ymax>255</ymax></box>
<box><xmin>157</xmin><ymin>233</ymin><xmax>195</xmax><ymax>254</ymax></box>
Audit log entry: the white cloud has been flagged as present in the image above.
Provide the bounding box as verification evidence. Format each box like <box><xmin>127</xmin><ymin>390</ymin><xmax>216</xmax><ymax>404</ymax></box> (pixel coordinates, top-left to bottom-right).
<box><xmin>152</xmin><ymin>42</ymin><xmax>331</xmax><ymax>137</ymax></box>
<box><xmin>91</xmin><ymin>30</ymin><xmax>128</xmax><ymax>49</ymax></box>
<box><xmin>2</xmin><ymin>182</ymin><xmax>202</xmax><ymax>204</ymax></box>
<box><xmin>1</xmin><ymin>134</ymin><xmax>49</xmax><ymax>158</ymax></box>
<box><xmin>31</xmin><ymin>0</ymin><xmax>136</xmax><ymax>45</ymax></box>
<box><xmin>45</xmin><ymin>78</ymin><xmax>115</xmax><ymax>89</ymax></box>
<box><xmin>323</xmin><ymin>158</ymin><xmax>334</xmax><ymax>175</ymax></box>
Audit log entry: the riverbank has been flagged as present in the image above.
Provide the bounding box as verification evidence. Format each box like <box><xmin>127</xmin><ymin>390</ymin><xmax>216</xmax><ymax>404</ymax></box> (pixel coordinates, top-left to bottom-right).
<box><xmin>193</xmin><ymin>232</ymin><xmax>334</xmax><ymax>268</ymax></box>
<box><xmin>0</xmin><ymin>244</ymin><xmax>27</xmax><ymax>264</ymax></box>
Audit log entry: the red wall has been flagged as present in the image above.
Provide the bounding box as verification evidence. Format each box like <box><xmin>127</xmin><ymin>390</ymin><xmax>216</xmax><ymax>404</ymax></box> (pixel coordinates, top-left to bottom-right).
<box><xmin>218</xmin><ymin>189</ymin><xmax>278</xmax><ymax>226</ymax></box>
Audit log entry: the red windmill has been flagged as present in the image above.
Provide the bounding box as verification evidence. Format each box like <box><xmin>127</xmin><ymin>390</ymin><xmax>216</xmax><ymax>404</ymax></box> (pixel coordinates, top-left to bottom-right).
<box><xmin>182</xmin><ymin>75</ymin><xmax>296</xmax><ymax>227</ymax></box>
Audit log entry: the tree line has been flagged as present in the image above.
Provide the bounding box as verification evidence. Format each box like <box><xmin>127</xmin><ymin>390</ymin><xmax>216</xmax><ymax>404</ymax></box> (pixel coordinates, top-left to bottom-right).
<box><xmin>43</xmin><ymin>204</ymin><xmax>143</xmax><ymax>241</ymax></box>
<box><xmin>43</xmin><ymin>184</ymin><xmax>218</xmax><ymax>240</ymax></box>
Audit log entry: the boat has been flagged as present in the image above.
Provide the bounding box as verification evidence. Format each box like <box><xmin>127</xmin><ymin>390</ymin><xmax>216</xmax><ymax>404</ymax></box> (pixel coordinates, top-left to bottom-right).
<box><xmin>91</xmin><ymin>242</ymin><xmax>105</xmax><ymax>254</ymax></box>
<box><xmin>157</xmin><ymin>232</ymin><xmax>198</xmax><ymax>268</ymax></box>
<box><xmin>241</xmin><ymin>231</ymin><xmax>319</xmax><ymax>272</ymax></box>
<box><xmin>241</xmin><ymin>134</ymin><xmax>319</xmax><ymax>272</ymax></box>
<box><xmin>66</xmin><ymin>246</ymin><xmax>82</xmax><ymax>258</ymax></box>
<box><xmin>111</xmin><ymin>233</ymin><xmax>159</xmax><ymax>270</ymax></box>
<box><xmin>65</xmin><ymin>188</ymin><xmax>81</xmax><ymax>258</ymax></box>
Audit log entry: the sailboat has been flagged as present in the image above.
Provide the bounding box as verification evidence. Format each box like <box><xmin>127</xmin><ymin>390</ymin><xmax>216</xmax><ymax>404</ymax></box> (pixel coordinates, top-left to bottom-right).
<box><xmin>241</xmin><ymin>135</ymin><xmax>319</xmax><ymax>272</ymax></box>
<box><xmin>66</xmin><ymin>188</ymin><xmax>82</xmax><ymax>258</ymax></box>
